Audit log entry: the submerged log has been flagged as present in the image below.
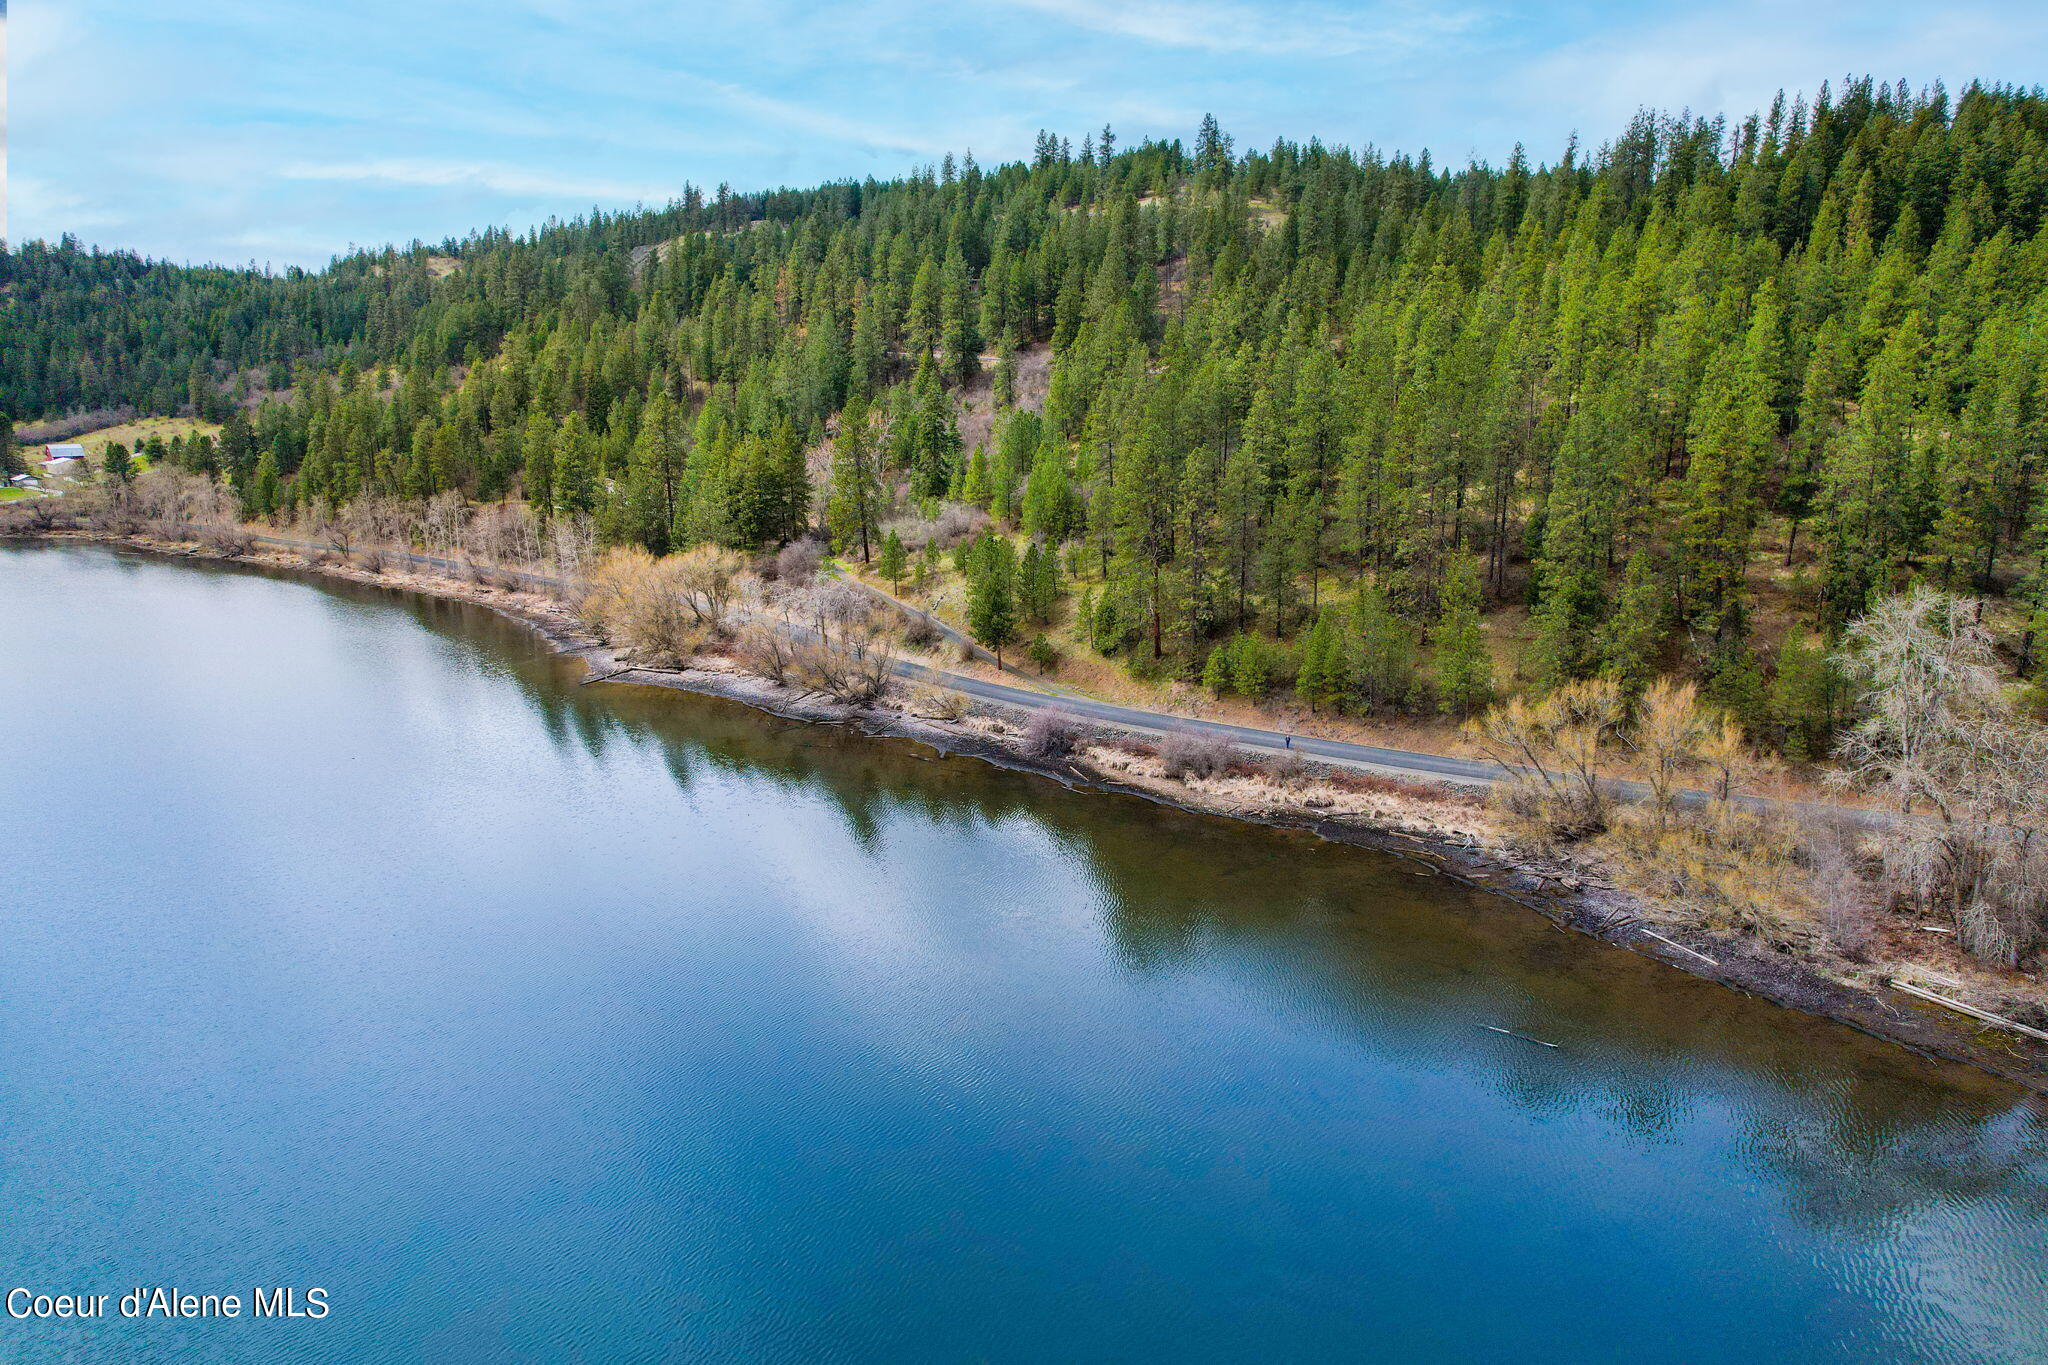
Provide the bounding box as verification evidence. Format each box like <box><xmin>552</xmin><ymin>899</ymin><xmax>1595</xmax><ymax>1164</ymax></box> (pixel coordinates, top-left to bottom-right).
<box><xmin>1889</xmin><ymin>978</ymin><xmax>2048</xmax><ymax>1044</ymax></box>
<box><xmin>1481</xmin><ymin>1025</ymin><xmax>1561</xmax><ymax>1049</ymax></box>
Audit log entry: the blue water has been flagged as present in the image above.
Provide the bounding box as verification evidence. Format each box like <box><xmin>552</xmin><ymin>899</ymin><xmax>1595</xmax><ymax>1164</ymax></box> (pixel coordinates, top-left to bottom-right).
<box><xmin>2</xmin><ymin>542</ymin><xmax>2045</xmax><ymax>1363</ymax></box>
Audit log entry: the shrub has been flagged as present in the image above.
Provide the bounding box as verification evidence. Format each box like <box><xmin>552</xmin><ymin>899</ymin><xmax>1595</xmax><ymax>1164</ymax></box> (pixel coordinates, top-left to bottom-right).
<box><xmin>732</xmin><ymin>623</ymin><xmax>799</xmax><ymax>685</ymax></box>
<box><xmin>1260</xmin><ymin>751</ymin><xmax>1308</xmax><ymax>788</ymax></box>
<box><xmin>789</xmin><ymin>626</ymin><xmax>897</xmax><ymax>707</ymax></box>
<box><xmin>902</xmin><ymin>612</ymin><xmax>942</xmax><ymax>649</ymax></box>
<box><xmin>581</xmin><ymin>547</ymin><xmax>729</xmax><ymax>667</ymax></box>
<box><xmin>1601</xmin><ymin>802</ymin><xmax>1817</xmax><ymax>950</ymax></box>
<box><xmin>934</xmin><ymin>504</ymin><xmax>986</xmax><ymax>547</ymax></box>
<box><xmin>1027</xmin><ymin>634</ymin><xmax>1059</xmax><ymax>673</ymax></box>
<box><xmin>911</xmin><ymin>685</ymin><xmax>970</xmax><ymax>722</ymax></box>
<box><xmin>1159</xmin><ymin>729</ymin><xmax>1233</xmax><ymax>781</ymax></box>
<box><xmin>201</xmin><ymin>523</ymin><xmax>253</xmax><ymax>556</ymax></box>
<box><xmin>1021</xmin><ymin>710</ymin><xmax>1082</xmax><ymax>763</ymax></box>
<box><xmin>773</xmin><ymin>537</ymin><xmax>824</xmax><ymax>584</ymax></box>
<box><xmin>78</xmin><ymin>487</ymin><xmax>138</xmax><ymax>537</ymax></box>
<box><xmin>1464</xmin><ymin>678</ymin><xmax>1627</xmax><ymax>843</ymax></box>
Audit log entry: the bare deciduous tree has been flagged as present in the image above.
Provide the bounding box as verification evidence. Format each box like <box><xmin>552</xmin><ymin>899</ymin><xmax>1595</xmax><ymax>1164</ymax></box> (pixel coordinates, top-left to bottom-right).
<box><xmin>1464</xmin><ymin>678</ymin><xmax>1627</xmax><ymax>840</ymax></box>
<box><xmin>1629</xmin><ymin>680</ymin><xmax>1718</xmax><ymax>824</ymax></box>
<box><xmin>1832</xmin><ymin>589</ymin><xmax>2048</xmax><ymax>968</ymax></box>
<box><xmin>1159</xmin><ymin>729</ymin><xmax>1233</xmax><ymax>780</ymax></box>
<box><xmin>1021</xmin><ymin>710</ymin><xmax>1083</xmax><ymax>763</ymax></box>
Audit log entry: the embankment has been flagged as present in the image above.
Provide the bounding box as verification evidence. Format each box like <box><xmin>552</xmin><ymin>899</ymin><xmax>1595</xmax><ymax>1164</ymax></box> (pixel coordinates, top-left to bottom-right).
<box><xmin>21</xmin><ymin>526</ymin><xmax>2048</xmax><ymax>1099</ymax></box>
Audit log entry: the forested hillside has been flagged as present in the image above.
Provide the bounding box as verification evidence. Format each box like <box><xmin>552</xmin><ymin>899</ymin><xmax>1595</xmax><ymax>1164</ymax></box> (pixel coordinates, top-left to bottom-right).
<box><xmin>11</xmin><ymin>76</ymin><xmax>2048</xmax><ymax>743</ymax></box>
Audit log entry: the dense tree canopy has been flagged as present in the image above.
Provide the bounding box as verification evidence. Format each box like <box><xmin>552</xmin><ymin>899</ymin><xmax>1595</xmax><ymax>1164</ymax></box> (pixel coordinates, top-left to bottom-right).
<box><xmin>12</xmin><ymin>76</ymin><xmax>2048</xmax><ymax>732</ymax></box>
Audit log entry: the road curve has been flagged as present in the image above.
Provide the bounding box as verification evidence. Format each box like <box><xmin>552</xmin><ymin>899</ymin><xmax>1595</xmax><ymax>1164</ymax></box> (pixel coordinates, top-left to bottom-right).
<box><xmin>892</xmin><ymin>657</ymin><xmax>1503</xmax><ymax>784</ymax></box>
<box><xmin>222</xmin><ymin>531</ymin><xmax>1875</xmax><ymax>820</ymax></box>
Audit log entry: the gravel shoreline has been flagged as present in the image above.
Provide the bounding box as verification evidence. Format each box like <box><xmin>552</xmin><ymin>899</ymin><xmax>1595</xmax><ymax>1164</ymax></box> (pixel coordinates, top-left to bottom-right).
<box><xmin>30</xmin><ymin>529</ymin><xmax>2048</xmax><ymax>1099</ymax></box>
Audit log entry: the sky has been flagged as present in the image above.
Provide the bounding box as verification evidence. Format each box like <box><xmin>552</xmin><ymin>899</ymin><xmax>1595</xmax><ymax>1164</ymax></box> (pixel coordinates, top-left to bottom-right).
<box><xmin>7</xmin><ymin>0</ymin><xmax>2048</xmax><ymax>268</ymax></box>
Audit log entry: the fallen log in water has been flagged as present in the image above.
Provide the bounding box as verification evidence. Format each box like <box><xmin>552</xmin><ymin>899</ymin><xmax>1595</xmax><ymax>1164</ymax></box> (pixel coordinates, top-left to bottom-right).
<box><xmin>1481</xmin><ymin>1025</ymin><xmax>1560</xmax><ymax>1049</ymax></box>
<box><xmin>1889</xmin><ymin>978</ymin><xmax>2048</xmax><ymax>1045</ymax></box>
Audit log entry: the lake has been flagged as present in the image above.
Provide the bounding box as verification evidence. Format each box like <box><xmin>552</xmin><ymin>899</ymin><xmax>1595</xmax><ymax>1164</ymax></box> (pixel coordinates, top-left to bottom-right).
<box><xmin>3</xmin><ymin>541</ymin><xmax>2045</xmax><ymax>1363</ymax></box>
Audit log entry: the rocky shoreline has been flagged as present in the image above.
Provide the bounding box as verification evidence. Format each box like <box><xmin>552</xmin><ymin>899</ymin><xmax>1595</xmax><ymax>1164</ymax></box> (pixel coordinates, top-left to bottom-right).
<box><xmin>26</xmin><ymin>528</ymin><xmax>2048</xmax><ymax>1099</ymax></box>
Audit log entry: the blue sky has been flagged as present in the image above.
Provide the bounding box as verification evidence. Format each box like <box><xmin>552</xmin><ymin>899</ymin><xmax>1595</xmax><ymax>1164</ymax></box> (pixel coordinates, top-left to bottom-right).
<box><xmin>8</xmin><ymin>0</ymin><xmax>2048</xmax><ymax>268</ymax></box>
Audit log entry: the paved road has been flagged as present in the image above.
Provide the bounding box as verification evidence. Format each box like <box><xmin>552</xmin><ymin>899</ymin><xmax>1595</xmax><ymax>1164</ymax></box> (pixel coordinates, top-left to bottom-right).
<box><xmin>891</xmin><ymin>656</ymin><xmax>1504</xmax><ymax>784</ymax></box>
<box><xmin>234</xmin><ymin>530</ymin><xmax>1504</xmax><ymax>786</ymax></box>
<box><xmin>208</xmin><ymin>530</ymin><xmax>1878</xmax><ymax>819</ymax></box>
<box><xmin>825</xmin><ymin>567</ymin><xmax>1090</xmax><ymax>699</ymax></box>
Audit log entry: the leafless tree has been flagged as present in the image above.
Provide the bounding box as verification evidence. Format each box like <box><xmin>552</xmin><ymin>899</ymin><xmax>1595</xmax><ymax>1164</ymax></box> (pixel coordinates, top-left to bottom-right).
<box><xmin>1831</xmin><ymin>589</ymin><xmax>2048</xmax><ymax>967</ymax></box>
<box><xmin>1629</xmin><ymin>680</ymin><xmax>1717</xmax><ymax>823</ymax></box>
<box><xmin>1464</xmin><ymin>678</ymin><xmax>1627</xmax><ymax>840</ymax></box>
<box><xmin>1159</xmin><ymin>729</ymin><xmax>1233</xmax><ymax>780</ymax></box>
<box><xmin>1022</xmin><ymin>710</ymin><xmax>1083</xmax><ymax>763</ymax></box>
<box><xmin>732</xmin><ymin>622</ymin><xmax>801</xmax><ymax>686</ymax></box>
<box><xmin>671</xmin><ymin>546</ymin><xmax>748</xmax><ymax>630</ymax></box>
<box><xmin>773</xmin><ymin>537</ymin><xmax>824</xmax><ymax>585</ymax></box>
<box><xmin>791</xmin><ymin>623</ymin><xmax>897</xmax><ymax>706</ymax></box>
<box><xmin>545</xmin><ymin>516</ymin><xmax>596</xmax><ymax>583</ymax></box>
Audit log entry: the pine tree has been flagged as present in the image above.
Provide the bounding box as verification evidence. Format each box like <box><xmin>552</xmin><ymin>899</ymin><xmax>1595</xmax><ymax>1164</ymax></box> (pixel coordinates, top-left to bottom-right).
<box><xmin>1678</xmin><ymin>293</ymin><xmax>1779</xmax><ymax>648</ymax></box>
<box><xmin>1110</xmin><ymin>407</ymin><xmax>1178</xmax><ymax>659</ymax></box>
<box><xmin>1818</xmin><ymin>313</ymin><xmax>1929</xmax><ymax>622</ymax></box>
<box><xmin>249</xmin><ymin>451</ymin><xmax>281</xmax><ymax>518</ymax></box>
<box><xmin>100</xmin><ymin>442</ymin><xmax>135</xmax><ymax>485</ymax></box>
<box><xmin>1530</xmin><ymin>397</ymin><xmax>1616</xmax><ymax>684</ymax></box>
<box><xmin>1296</xmin><ymin>608</ymin><xmax>1349</xmax><ymax>713</ymax></box>
<box><xmin>848</xmin><ymin>286</ymin><xmax>887</xmax><ymax>401</ymax></box>
<box><xmin>1433</xmin><ymin>554</ymin><xmax>1492</xmax><ymax>716</ymax></box>
<box><xmin>1022</xmin><ymin>448</ymin><xmax>1078</xmax><ymax>543</ymax></box>
<box><xmin>1020</xmin><ymin>539</ymin><xmax>1061</xmax><ymax>622</ymax></box>
<box><xmin>961</xmin><ymin>447</ymin><xmax>991</xmax><ymax>507</ymax></box>
<box><xmin>1351</xmin><ymin>583</ymin><xmax>1417</xmax><ymax>712</ymax></box>
<box><xmin>1600</xmin><ymin>548</ymin><xmax>1667</xmax><ymax>694</ymax></box>
<box><xmin>827</xmin><ymin>397</ymin><xmax>881</xmax><ymax>561</ymax></box>
<box><xmin>904</xmin><ymin>357</ymin><xmax>959</xmax><ymax>498</ymax></box>
<box><xmin>1201</xmin><ymin>637</ymin><xmax>1237</xmax><ymax>694</ymax></box>
<box><xmin>551</xmin><ymin>414</ymin><xmax>598</xmax><ymax>515</ymax></box>
<box><xmin>966</xmin><ymin>534</ymin><xmax>1020</xmax><ymax>666</ymax></box>
<box><xmin>617</xmin><ymin>387</ymin><xmax>683</xmax><ymax>552</ymax></box>
<box><xmin>877</xmin><ymin>530</ymin><xmax>908</xmax><ymax>593</ymax></box>
<box><xmin>1231</xmin><ymin>635</ymin><xmax>1273</xmax><ymax>700</ymax></box>
<box><xmin>2018</xmin><ymin>481</ymin><xmax>2048</xmax><ymax>680</ymax></box>
<box><xmin>993</xmin><ymin>334</ymin><xmax>1019</xmax><ymax>409</ymax></box>
<box><xmin>520</xmin><ymin>412</ymin><xmax>555</xmax><ymax>514</ymax></box>
<box><xmin>939</xmin><ymin>249</ymin><xmax>981</xmax><ymax>387</ymax></box>
<box><xmin>1769</xmin><ymin>631</ymin><xmax>1838</xmax><ymax>761</ymax></box>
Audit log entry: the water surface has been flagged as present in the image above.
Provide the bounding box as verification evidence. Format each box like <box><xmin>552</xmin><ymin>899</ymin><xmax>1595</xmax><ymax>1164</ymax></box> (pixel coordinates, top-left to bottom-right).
<box><xmin>2</xmin><ymin>542</ymin><xmax>2045</xmax><ymax>1362</ymax></box>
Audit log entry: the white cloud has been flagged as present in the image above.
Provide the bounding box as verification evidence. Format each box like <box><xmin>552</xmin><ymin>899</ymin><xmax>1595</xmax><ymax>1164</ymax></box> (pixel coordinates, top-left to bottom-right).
<box><xmin>8</xmin><ymin>1</ymin><xmax>88</xmax><ymax>73</ymax></box>
<box><xmin>9</xmin><ymin>175</ymin><xmax>125</xmax><ymax>233</ymax></box>
<box><xmin>994</xmin><ymin>0</ymin><xmax>1482</xmax><ymax>58</ymax></box>
<box><xmin>278</xmin><ymin>158</ymin><xmax>679</xmax><ymax>204</ymax></box>
<box><xmin>672</xmin><ymin>74</ymin><xmax>960</xmax><ymax>160</ymax></box>
<box><xmin>1510</xmin><ymin>2</ymin><xmax>2048</xmax><ymax>150</ymax></box>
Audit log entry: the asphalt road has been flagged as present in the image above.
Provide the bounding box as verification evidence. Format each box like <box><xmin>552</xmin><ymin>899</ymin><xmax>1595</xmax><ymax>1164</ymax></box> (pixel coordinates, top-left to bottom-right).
<box><xmin>891</xmin><ymin>656</ymin><xmax>1505</xmax><ymax>785</ymax></box>
<box><xmin>223</xmin><ymin>531</ymin><xmax>1878</xmax><ymax>819</ymax></box>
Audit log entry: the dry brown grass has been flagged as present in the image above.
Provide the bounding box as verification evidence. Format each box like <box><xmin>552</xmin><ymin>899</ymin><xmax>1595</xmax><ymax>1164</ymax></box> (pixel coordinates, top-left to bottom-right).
<box><xmin>65</xmin><ymin>416</ymin><xmax>221</xmax><ymax>460</ymax></box>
